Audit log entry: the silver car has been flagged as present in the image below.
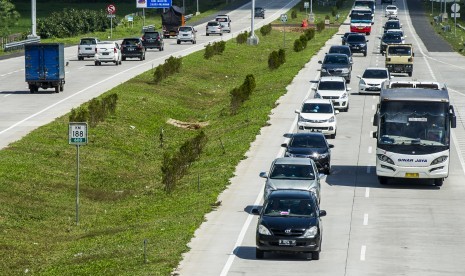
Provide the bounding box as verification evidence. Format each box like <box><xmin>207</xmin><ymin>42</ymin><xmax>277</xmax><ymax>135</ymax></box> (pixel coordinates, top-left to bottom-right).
<box><xmin>260</xmin><ymin>157</ymin><xmax>321</xmax><ymax>203</ymax></box>
<box><xmin>177</xmin><ymin>26</ymin><xmax>197</xmax><ymax>44</ymax></box>
<box><xmin>206</xmin><ymin>21</ymin><xmax>223</xmax><ymax>36</ymax></box>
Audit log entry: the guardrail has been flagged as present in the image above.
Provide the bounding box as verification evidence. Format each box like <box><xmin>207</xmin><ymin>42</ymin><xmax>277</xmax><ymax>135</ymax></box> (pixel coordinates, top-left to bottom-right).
<box><xmin>4</xmin><ymin>37</ymin><xmax>41</xmax><ymax>52</ymax></box>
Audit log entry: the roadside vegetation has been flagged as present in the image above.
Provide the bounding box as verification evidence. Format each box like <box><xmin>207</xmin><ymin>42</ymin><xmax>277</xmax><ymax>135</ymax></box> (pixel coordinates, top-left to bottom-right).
<box><xmin>0</xmin><ymin>1</ymin><xmax>353</xmax><ymax>275</ymax></box>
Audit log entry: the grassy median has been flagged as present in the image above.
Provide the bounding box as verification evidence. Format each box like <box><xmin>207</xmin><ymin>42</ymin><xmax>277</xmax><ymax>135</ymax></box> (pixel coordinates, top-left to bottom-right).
<box><xmin>0</xmin><ymin>2</ymin><xmax>352</xmax><ymax>275</ymax></box>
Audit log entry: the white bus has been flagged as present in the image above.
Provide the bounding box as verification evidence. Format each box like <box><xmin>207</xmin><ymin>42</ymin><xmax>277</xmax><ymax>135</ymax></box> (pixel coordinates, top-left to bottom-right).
<box><xmin>372</xmin><ymin>81</ymin><xmax>456</xmax><ymax>186</ymax></box>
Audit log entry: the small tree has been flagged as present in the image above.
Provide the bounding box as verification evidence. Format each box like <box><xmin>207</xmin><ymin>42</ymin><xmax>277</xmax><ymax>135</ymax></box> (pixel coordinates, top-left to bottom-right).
<box><xmin>0</xmin><ymin>0</ymin><xmax>20</xmax><ymax>37</ymax></box>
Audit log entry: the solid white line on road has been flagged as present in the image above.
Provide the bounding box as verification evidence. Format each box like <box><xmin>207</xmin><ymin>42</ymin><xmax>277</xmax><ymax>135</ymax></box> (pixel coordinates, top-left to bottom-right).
<box><xmin>361</xmin><ymin>245</ymin><xmax>366</xmax><ymax>261</ymax></box>
<box><xmin>371</xmin><ymin>104</ymin><xmax>375</xmax><ymax>110</ymax></box>
<box><xmin>365</xmin><ymin>188</ymin><xmax>370</xmax><ymax>198</ymax></box>
<box><xmin>3</xmin><ymin>94</ymin><xmax>11</xmax><ymax>98</ymax></box>
<box><xmin>363</xmin><ymin>214</ymin><xmax>369</xmax><ymax>226</ymax></box>
<box><xmin>370</xmin><ymin>117</ymin><xmax>373</xmax><ymax>123</ymax></box>
<box><xmin>366</xmin><ymin>166</ymin><xmax>371</xmax><ymax>174</ymax></box>
<box><xmin>368</xmin><ymin>146</ymin><xmax>372</xmax><ymax>154</ymax></box>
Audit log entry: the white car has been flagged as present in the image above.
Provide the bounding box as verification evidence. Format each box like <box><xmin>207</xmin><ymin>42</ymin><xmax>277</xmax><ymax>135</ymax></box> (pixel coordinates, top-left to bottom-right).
<box><xmin>357</xmin><ymin>67</ymin><xmax>391</xmax><ymax>94</ymax></box>
<box><xmin>313</xmin><ymin>76</ymin><xmax>351</xmax><ymax>112</ymax></box>
<box><xmin>386</xmin><ymin>29</ymin><xmax>406</xmax><ymax>43</ymax></box>
<box><xmin>206</xmin><ymin>21</ymin><xmax>223</xmax><ymax>36</ymax></box>
<box><xmin>295</xmin><ymin>99</ymin><xmax>339</xmax><ymax>139</ymax></box>
<box><xmin>94</xmin><ymin>41</ymin><xmax>122</xmax><ymax>66</ymax></box>
<box><xmin>177</xmin><ymin>26</ymin><xmax>197</xmax><ymax>44</ymax></box>
<box><xmin>385</xmin><ymin>5</ymin><xmax>398</xmax><ymax>17</ymax></box>
<box><xmin>215</xmin><ymin>14</ymin><xmax>231</xmax><ymax>33</ymax></box>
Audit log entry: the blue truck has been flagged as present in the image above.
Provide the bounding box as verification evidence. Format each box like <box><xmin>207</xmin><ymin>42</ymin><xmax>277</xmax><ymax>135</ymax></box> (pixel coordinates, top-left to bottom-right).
<box><xmin>25</xmin><ymin>43</ymin><xmax>65</xmax><ymax>93</ymax></box>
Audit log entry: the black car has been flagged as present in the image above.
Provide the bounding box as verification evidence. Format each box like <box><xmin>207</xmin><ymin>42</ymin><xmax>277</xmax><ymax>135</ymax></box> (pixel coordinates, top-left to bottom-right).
<box><xmin>341</xmin><ymin>32</ymin><xmax>357</xmax><ymax>45</ymax></box>
<box><xmin>345</xmin><ymin>34</ymin><xmax>368</xmax><ymax>56</ymax></box>
<box><xmin>318</xmin><ymin>53</ymin><xmax>352</xmax><ymax>83</ymax></box>
<box><xmin>141</xmin><ymin>31</ymin><xmax>164</xmax><ymax>51</ymax></box>
<box><xmin>379</xmin><ymin>32</ymin><xmax>403</xmax><ymax>54</ymax></box>
<box><xmin>121</xmin><ymin>38</ymin><xmax>146</xmax><ymax>61</ymax></box>
<box><xmin>381</xmin><ymin>0</ymin><xmax>394</xmax><ymax>4</ymax></box>
<box><xmin>383</xmin><ymin>20</ymin><xmax>402</xmax><ymax>33</ymax></box>
<box><xmin>254</xmin><ymin>7</ymin><xmax>265</xmax><ymax>19</ymax></box>
<box><xmin>328</xmin><ymin>45</ymin><xmax>353</xmax><ymax>65</ymax></box>
<box><xmin>281</xmin><ymin>133</ymin><xmax>334</xmax><ymax>175</ymax></box>
<box><xmin>252</xmin><ymin>189</ymin><xmax>327</xmax><ymax>260</ymax></box>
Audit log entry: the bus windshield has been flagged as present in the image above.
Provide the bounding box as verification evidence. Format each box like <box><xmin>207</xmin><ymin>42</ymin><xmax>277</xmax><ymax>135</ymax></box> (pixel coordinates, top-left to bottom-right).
<box><xmin>378</xmin><ymin>101</ymin><xmax>450</xmax><ymax>146</ymax></box>
<box><xmin>354</xmin><ymin>0</ymin><xmax>375</xmax><ymax>12</ymax></box>
<box><xmin>351</xmin><ymin>13</ymin><xmax>372</xmax><ymax>21</ymax></box>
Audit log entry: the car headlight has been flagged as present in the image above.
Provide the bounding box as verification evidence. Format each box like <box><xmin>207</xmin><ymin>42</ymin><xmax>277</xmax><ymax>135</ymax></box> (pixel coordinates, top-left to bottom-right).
<box><xmin>341</xmin><ymin>68</ymin><xmax>350</xmax><ymax>73</ymax></box>
<box><xmin>299</xmin><ymin>115</ymin><xmax>310</xmax><ymax>122</ymax></box>
<box><xmin>285</xmin><ymin>152</ymin><xmax>295</xmax><ymax>157</ymax></box>
<box><xmin>431</xmin><ymin>156</ymin><xmax>448</xmax><ymax>165</ymax></box>
<box><xmin>381</xmin><ymin>41</ymin><xmax>387</xmax><ymax>45</ymax></box>
<box><xmin>303</xmin><ymin>226</ymin><xmax>318</xmax><ymax>238</ymax></box>
<box><xmin>321</xmin><ymin>68</ymin><xmax>327</xmax><ymax>73</ymax></box>
<box><xmin>329</xmin><ymin>116</ymin><xmax>335</xmax><ymax>123</ymax></box>
<box><xmin>314</xmin><ymin>92</ymin><xmax>321</xmax><ymax>99</ymax></box>
<box><xmin>360</xmin><ymin>44</ymin><xmax>366</xmax><ymax>47</ymax></box>
<box><xmin>319</xmin><ymin>152</ymin><xmax>328</xmax><ymax>158</ymax></box>
<box><xmin>258</xmin><ymin>224</ymin><xmax>272</xmax><ymax>235</ymax></box>
<box><xmin>377</xmin><ymin>154</ymin><xmax>394</xmax><ymax>164</ymax></box>
<box><xmin>359</xmin><ymin>79</ymin><xmax>366</xmax><ymax>85</ymax></box>
<box><xmin>341</xmin><ymin>92</ymin><xmax>348</xmax><ymax>99</ymax></box>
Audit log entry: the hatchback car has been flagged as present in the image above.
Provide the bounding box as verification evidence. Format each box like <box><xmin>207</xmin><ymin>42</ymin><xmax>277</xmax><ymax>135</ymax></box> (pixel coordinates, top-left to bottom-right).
<box><xmin>255</xmin><ymin>7</ymin><xmax>265</xmax><ymax>18</ymax></box>
<box><xmin>379</xmin><ymin>32</ymin><xmax>403</xmax><ymax>54</ymax></box>
<box><xmin>318</xmin><ymin>53</ymin><xmax>352</xmax><ymax>83</ymax></box>
<box><xmin>383</xmin><ymin>20</ymin><xmax>402</xmax><ymax>33</ymax></box>
<box><xmin>328</xmin><ymin>45</ymin><xmax>353</xmax><ymax>65</ymax></box>
<box><xmin>345</xmin><ymin>34</ymin><xmax>369</xmax><ymax>56</ymax></box>
<box><xmin>357</xmin><ymin>67</ymin><xmax>391</xmax><ymax>94</ymax></box>
<box><xmin>252</xmin><ymin>189</ymin><xmax>327</xmax><ymax>260</ymax></box>
<box><xmin>206</xmin><ymin>21</ymin><xmax>223</xmax><ymax>36</ymax></box>
<box><xmin>94</xmin><ymin>41</ymin><xmax>122</xmax><ymax>66</ymax></box>
<box><xmin>259</xmin><ymin>157</ymin><xmax>321</xmax><ymax>202</ymax></box>
<box><xmin>121</xmin><ymin>38</ymin><xmax>145</xmax><ymax>61</ymax></box>
<box><xmin>313</xmin><ymin>76</ymin><xmax>351</xmax><ymax>112</ymax></box>
<box><xmin>77</xmin><ymin>37</ymin><xmax>100</xmax><ymax>60</ymax></box>
<box><xmin>295</xmin><ymin>99</ymin><xmax>338</xmax><ymax>139</ymax></box>
<box><xmin>141</xmin><ymin>31</ymin><xmax>164</xmax><ymax>51</ymax></box>
<box><xmin>177</xmin><ymin>26</ymin><xmax>197</xmax><ymax>44</ymax></box>
<box><xmin>385</xmin><ymin>5</ymin><xmax>398</xmax><ymax>17</ymax></box>
<box><xmin>282</xmin><ymin>132</ymin><xmax>334</xmax><ymax>175</ymax></box>
<box><xmin>215</xmin><ymin>15</ymin><xmax>231</xmax><ymax>33</ymax></box>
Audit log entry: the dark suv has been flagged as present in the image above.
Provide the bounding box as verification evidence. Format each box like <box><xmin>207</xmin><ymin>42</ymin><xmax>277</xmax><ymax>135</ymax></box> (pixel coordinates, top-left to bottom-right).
<box><xmin>255</xmin><ymin>7</ymin><xmax>265</xmax><ymax>19</ymax></box>
<box><xmin>345</xmin><ymin>34</ymin><xmax>369</xmax><ymax>56</ymax></box>
<box><xmin>379</xmin><ymin>32</ymin><xmax>402</xmax><ymax>54</ymax></box>
<box><xmin>383</xmin><ymin>20</ymin><xmax>402</xmax><ymax>33</ymax></box>
<box><xmin>141</xmin><ymin>31</ymin><xmax>164</xmax><ymax>51</ymax></box>
<box><xmin>318</xmin><ymin>53</ymin><xmax>352</xmax><ymax>83</ymax></box>
<box><xmin>252</xmin><ymin>189</ymin><xmax>327</xmax><ymax>260</ymax></box>
<box><xmin>328</xmin><ymin>45</ymin><xmax>353</xmax><ymax>65</ymax></box>
<box><xmin>121</xmin><ymin>38</ymin><xmax>146</xmax><ymax>61</ymax></box>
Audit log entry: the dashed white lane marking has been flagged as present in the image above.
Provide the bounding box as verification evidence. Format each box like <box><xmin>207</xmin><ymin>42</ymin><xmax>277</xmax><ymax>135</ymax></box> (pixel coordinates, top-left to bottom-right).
<box><xmin>3</xmin><ymin>94</ymin><xmax>11</xmax><ymax>98</ymax></box>
<box><xmin>368</xmin><ymin>146</ymin><xmax>372</xmax><ymax>154</ymax></box>
<box><xmin>0</xmin><ymin>69</ymin><xmax>24</xmax><ymax>77</ymax></box>
<box><xmin>365</xmin><ymin>188</ymin><xmax>370</xmax><ymax>198</ymax></box>
<box><xmin>363</xmin><ymin>214</ymin><xmax>369</xmax><ymax>226</ymax></box>
<box><xmin>361</xmin><ymin>245</ymin><xmax>367</xmax><ymax>261</ymax></box>
<box><xmin>370</xmin><ymin>117</ymin><xmax>374</xmax><ymax>123</ymax></box>
<box><xmin>372</xmin><ymin>104</ymin><xmax>375</xmax><ymax>110</ymax></box>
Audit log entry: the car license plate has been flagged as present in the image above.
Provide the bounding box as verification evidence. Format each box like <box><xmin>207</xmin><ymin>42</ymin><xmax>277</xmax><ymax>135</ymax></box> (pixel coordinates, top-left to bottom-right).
<box><xmin>405</xmin><ymin>173</ymin><xmax>419</xmax><ymax>178</ymax></box>
<box><xmin>85</xmin><ymin>47</ymin><xmax>91</xmax><ymax>50</ymax></box>
<box><xmin>358</xmin><ymin>27</ymin><xmax>363</xmax><ymax>29</ymax></box>
<box><xmin>183</xmin><ymin>34</ymin><xmax>188</xmax><ymax>36</ymax></box>
<box><xmin>311</xmin><ymin>129</ymin><xmax>322</xmax><ymax>132</ymax></box>
<box><xmin>279</xmin><ymin>240</ymin><xmax>296</xmax><ymax>246</ymax></box>
<box><xmin>103</xmin><ymin>52</ymin><xmax>109</xmax><ymax>55</ymax></box>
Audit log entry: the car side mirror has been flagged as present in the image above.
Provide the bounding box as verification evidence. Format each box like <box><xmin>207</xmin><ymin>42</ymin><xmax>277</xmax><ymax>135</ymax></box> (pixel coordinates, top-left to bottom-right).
<box><xmin>281</xmin><ymin>143</ymin><xmax>288</xmax><ymax>148</ymax></box>
<box><xmin>319</xmin><ymin>210</ymin><xmax>327</xmax><ymax>217</ymax></box>
<box><xmin>318</xmin><ymin>60</ymin><xmax>322</xmax><ymax>64</ymax></box>
<box><xmin>329</xmin><ymin>144</ymin><xmax>334</xmax><ymax>148</ymax></box>
<box><xmin>412</xmin><ymin>53</ymin><xmax>415</xmax><ymax>57</ymax></box>
<box><xmin>311</xmin><ymin>87</ymin><xmax>316</xmax><ymax>90</ymax></box>
<box><xmin>259</xmin><ymin>172</ymin><xmax>268</xmax><ymax>178</ymax></box>
<box><xmin>357</xmin><ymin>75</ymin><xmax>362</xmax><ymax>79</ymax></box>
<box><xmin>252</xmin><ymin>208</ymin><xmax>260</xmax><ymax>215</ymax></box>
<box><xmin>295</xmin><ymin>109</ymin><xmax>301</xmax><ymax>114</ymax></box>
<box><xmin>366</xmin><ymin>40</ymin><xmax>369</xmax><ymax>43</ymax></box>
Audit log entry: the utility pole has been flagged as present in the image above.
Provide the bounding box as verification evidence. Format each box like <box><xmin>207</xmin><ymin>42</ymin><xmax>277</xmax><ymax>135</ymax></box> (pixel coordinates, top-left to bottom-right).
<box><xmin>31</xmin><ymin>0</ymin><xmax>37</xmax><ymax>37</ymax></box>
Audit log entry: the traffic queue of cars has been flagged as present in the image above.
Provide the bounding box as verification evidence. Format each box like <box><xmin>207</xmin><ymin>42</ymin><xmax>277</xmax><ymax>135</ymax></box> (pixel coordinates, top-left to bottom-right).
<box><xmin>252</xmin><ymin>0</ymin><xmax>412</xmax><ymax>261</ymax></box>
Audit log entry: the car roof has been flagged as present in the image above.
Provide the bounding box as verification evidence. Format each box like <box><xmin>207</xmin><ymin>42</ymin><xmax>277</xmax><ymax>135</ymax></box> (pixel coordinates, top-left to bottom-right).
<box><xmin>319</xmin><ymin>76</ymin><xmax>346</xmax><ymax>82</ymax></box>
<box><xmin>123</xmin><ymin>37</ymin><xmax>141</xmax><ymax>40</ymax></box>
<box><xmin>330</xmin><ymin>45</ymin><xmax>350</xmax><ymax>50</ymax></box>
<box><xmin>273</xmin><ymin>157</ymin><xmax>314</xmax><ymax>166</ymax></box>
<box><xmin>303</xmin><ymin>98</ymin><xmax>332</xmax><ymax>104</ymax></box>
<box><xmin>364</xmin><ymin>67</ymin><xmax>388</xmax><ymax>71</ymax></box>
<box><xmin>268</xmin><ymin>189</ymin><xmax>316</xmax><ymax>200</ymax></box>
<box><xmin>291</xmin><ymin>132</ymin><xmax>326</xmax><ymax>139</ymax></box>
<box><xmin>99</xmin><ymin>41</ymin><xmax>115</xmax><ymax>44</ymax></box>
<box><xmin>386</xmin><ymin>5</ymin><xmax>397</xmax><ymax>8</ymax></box>
<box><xmin>325</xmin><ymin>53</ymin><xmax>348</xmax><ymax>57</ymax></box>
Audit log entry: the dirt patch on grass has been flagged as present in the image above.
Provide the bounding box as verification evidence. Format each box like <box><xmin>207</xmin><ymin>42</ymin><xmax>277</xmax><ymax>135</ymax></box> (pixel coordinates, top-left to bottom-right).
<box><xmin>167</xmin><ymin>118</ymin><xmax>209</xmax><ymax>130</ymax></box>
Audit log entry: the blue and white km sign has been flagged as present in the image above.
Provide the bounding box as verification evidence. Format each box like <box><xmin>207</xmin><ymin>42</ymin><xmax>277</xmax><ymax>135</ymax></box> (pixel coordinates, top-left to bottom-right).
<box><xmin>146</xmin><ymin>0</ymin><xmax>172</xmax><ymax>8</ymax></box>
<box><xmin>69</xmin><ymin>123</ymin><xmax>88</xmax><ymax>145</ymax></box>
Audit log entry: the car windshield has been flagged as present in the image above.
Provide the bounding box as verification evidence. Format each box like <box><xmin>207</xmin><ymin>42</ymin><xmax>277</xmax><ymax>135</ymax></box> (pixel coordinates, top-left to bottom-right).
<box><xmin>144</xmin><ymin>32</ymin><xmax>159</xmax><ymax>39</ymax></box>
<box><xmin>386</xmin><ymin>6</ymin><xmax>397</xmax><ymax>10</ymax></box>
<box><xmin>289</xmin><ymin>136</ymin><xmax>327</xmax><ymax>148</ymax></box>
<box><xmin>318</xmin><ymin>81</ymin><xmax>345</xmax><ymax>90</ymax></box>
<box><xmin>329</xmin><ymin>47</ymin><xmax>351</xmax><ymax>56</ymax></box>
<box><xmin>270</xmin><ymin>164</ymin><xmax>315</xmax><ymax>180</ymax></box>
<box><xmin>179</xmin><ymin>27</ymin><xmax>192</xmax><ymax>32</ymax></box>
<box><xmin>384</xmin><ymin>33</ymin><xmax>402</xmax><ymax>40</ymax></box>
<box><xmin>80</xmin><ymin>39</ymin><xmax>97</xmax><ymax>45</ymax></box>
<box><xmin>302</xmin><ymin>103</ymin><xmax>333</xmax><ymax>113</ymax></box>
<box><xmin>388</xmin><ymin>46</ymin><xmax>411</xmax><ymax>55</ymax></box>
<box><xmin>324</xmin><ymin>55</ymin><xmax>348</xmax><ymax>64</ymax></box>
<box><xmin>347</xmin><ymin>35</ymin><xmax>366</xmax><ymax>43</ymax></box>
<box><xmin>363</xmin><ymin>69</ymin><xmax>388</xmax><ymax>79</ymax></box>
<box><xmin>208</xmin><ymin>22</ymin><xmax>219</xmax><ymax>26</ymax></box>
<box><xmin>263</xmin><ymin>199</ymin><xmax>316</xmax><ymax>217</ymax></box>
<box><xmin>216</xmin><ymin>18</ymin><xmax>228</xmax><ymax>22</ymax></box>
<box><xmin>123</xmin><ymin>39</ymin><xmax>139</xmax><ymax>45</ymax></box>
<box><xmin>385</xmin><ymin>22</ymin><xmax>400</xmax><ymax>28</ymax></box>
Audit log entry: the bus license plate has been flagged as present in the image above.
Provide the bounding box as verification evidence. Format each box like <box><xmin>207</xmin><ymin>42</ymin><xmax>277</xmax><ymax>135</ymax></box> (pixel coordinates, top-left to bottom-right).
<box><xmin>405</xmin><ymin>173</ymin><xmax>419</xmax><ymax>178</ymax></box>
<box><xmin>279</xmin><ymin>240</ymin><xmax>296</xmax><ymax>246</ymax></box>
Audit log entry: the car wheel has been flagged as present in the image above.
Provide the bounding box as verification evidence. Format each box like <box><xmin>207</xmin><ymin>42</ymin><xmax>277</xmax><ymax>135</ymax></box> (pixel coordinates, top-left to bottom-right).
<box><xmin>366</xmin><ymin>32</ymin><xmax>370</xmax><ymax>35</ymax></box>
<box><xmin>324</xmin><ymin>167</ymin><xmax>331</xmax><ymax>175</ymax></box>
<box><xmin>364</xmin><ymin>51</ymin><xmax>367</xmax><ymax>57</ymax></box>
<box><xmin>55</xmin><ymin>86</ymin><xmax>59</xmax><ymax>93</ymax></box>
<box><xmin>206</xmin><ymin>33</ymin><xmax>209</xmax><ymax>36</ymax></box>
<box><xmin>95</xmin><ymin>61</ymin><xmax>99</xmax><ymax>66</ymax></box>
<box><xmin>378</xmin><ymin>176</ymin><xmax>388</xmax><ymax>185</ymax></box>
<box><xmin>434</xmin><ymin>178</ymin><xmax>443</xmax><ymax>187</ymax></box>
<box><xmin>115</xmin><ymin>61</ymin><xmax>118</xmax><ymax>66</ymax></box>
<box><xmin>345</xmin><ymin>103</ymin><xmax>349</xmax><ymax>112</ymax></box>
<box><xmin>256</xmin><ymin>248</ymin><xmax>264</xmax><ymax>259</ymax></box>
<box><xmin>220</xmin><ymin>33</ymin><xmax>223</xmax><ymax>36</ymax></box>
<box><xmin>29</xmin><ymin>85</ymin><xmax>37</xmax><ymax>93</ymax></box>
<box><xmin>346</xmin><ymin>76</ymin><xmax>351</xmax><ymax>84</ymax></box>
<box><xmin>119</xmin><ymin>60</ymin><xmax>122</xmax><ymax>65</ymax></box>
<box><xmin>122</xmin><ymin>57</ymin><xmax>126</xmax><ymax>61</ymax></box>
<box><xmin>311</xmin><ymin>251</ymin><xmax>320</xmax><ymax>260</ymax></box>
<box><xmin>177</xmin><ymin>40</ymin><xmax>181</xmax><ymax>44</ymax></box>
<box><xmin>193</xmin><ymin>40</ymin><xmax>196</xmax><ymax>44</ymax></box>
<box><xmin>60</xmin><ymin>84</ymin><xmax>64</xmax><ymax>92</ymax></box>
<box><xmin>408</xmin><ymin>72</ymin><xmax>412</xmax><ymax>77</ymax></box>
<box><xmin>330</xmin><ymin>131</ymin><xmax>336</xmax><ymax>139</ymax></box>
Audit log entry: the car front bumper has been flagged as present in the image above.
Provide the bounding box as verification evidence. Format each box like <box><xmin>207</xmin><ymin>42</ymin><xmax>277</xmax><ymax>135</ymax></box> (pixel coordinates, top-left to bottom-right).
<box><xmin>297</xmin><ymin>122</ymin><xmax>336</xmax><ymax>135</ymax></box>
<box><xmin>256</xmin><ymin>234</ymin><xmax>321</xmax><ymax>253</ymax></box>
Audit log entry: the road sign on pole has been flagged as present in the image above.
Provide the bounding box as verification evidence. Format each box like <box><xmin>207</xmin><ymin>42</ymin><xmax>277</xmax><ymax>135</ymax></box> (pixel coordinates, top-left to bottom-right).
<box><xmin>69</xmin><ymin>122</ymin><xmax>88</xmax><ymax>225</ymax></box>
<box><xmin>107</xmin><ymin>4</ymin><xmax>116</xmax><ymax>14</ymax></box>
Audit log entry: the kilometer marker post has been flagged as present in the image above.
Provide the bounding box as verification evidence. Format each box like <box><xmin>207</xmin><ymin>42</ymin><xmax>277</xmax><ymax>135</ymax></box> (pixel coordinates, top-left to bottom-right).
<box><xmin>69</xmin><ymin>122</ymin><xmax>88</xmax><ymax>225</ymax></box>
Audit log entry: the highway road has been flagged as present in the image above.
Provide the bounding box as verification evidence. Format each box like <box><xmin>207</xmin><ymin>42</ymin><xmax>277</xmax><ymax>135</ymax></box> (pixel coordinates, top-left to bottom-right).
<box><xmin>0</xmin><ymin>0</ymin><xmax>300</xmax><ymax>150</ymax></box>
<box><xmin>2</xmin><ymin>0</ymin><xmax>465</xmax><ymax>275</ymax></box>
<box><xmin>175</xmin><ymin>0</ymin><xmax>465</xmax><ymax>275</ymax></box>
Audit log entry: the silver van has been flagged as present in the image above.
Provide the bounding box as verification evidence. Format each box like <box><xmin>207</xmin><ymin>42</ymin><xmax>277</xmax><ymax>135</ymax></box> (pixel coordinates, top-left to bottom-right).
<box><xmin>77</xmin><ymin>37</ymin><xmax>100</xmax><ymax>60</ymax></box>
<box><xmin>215</xmin><ymin>15</ymin><xmax>231</xmax><ymax>33</ymax></box>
